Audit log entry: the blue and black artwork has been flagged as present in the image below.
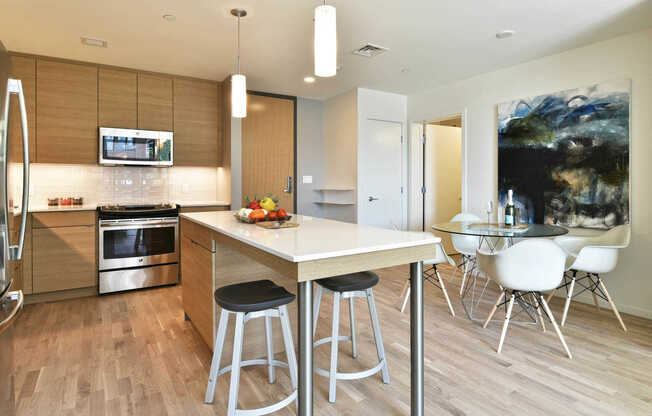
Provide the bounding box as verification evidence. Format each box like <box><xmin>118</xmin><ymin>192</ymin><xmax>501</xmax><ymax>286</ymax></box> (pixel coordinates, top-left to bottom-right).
<box><xmin>498</xmin><ymin>80</ymin><xmax>630</xmax><ymax>229</ymax></box>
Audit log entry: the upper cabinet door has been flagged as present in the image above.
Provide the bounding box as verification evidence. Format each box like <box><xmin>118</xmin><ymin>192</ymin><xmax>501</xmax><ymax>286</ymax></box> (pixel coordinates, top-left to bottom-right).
<box><xmin>138</xmin><ymin>74</ymin><xmax>173</xmax><ymax>131</ymax></box>
<box><xmin>173</xmin><ymin>79</ymin><xmax>221</xmax><ymax>166</ymax></box>
<box><xmin>36</xmin><ymin>59</ymin><xmax>98</xmax><ymax>164</ymax></box>
<box><xmin>8</xmin><ymin>55</ymin><xmax>36</xmax><ymax>163</ymax></box>
<box><xmin>99</xmin><ymin>68</ymin><xmax>137</xmax><ymax>129</ymax></box>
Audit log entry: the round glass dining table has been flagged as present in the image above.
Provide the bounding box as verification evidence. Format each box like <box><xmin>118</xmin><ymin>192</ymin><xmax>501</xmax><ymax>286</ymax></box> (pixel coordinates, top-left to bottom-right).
<box><xmin>431</xmin><ymin>222</ymin><xmax>568</xmax><ymax>322</ymax></box>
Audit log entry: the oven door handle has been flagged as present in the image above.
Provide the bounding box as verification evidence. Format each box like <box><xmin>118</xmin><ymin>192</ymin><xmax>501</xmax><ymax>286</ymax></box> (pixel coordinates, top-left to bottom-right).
<box><xmin>100</xmin><ymin>220</ymin><xmax>179</xmax><ymax>228</ymax></box>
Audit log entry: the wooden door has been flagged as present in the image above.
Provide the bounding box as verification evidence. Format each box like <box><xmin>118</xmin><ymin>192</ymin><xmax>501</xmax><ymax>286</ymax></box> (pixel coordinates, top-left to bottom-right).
<box><xmin>137</xmin><ymin>74</ymin><xmax>173</xmax><ymax>131</ymax></box>
<box><xmin>99</xmin><ymin>68</ymin><xmax>137</xmax><ymax>129</ymax></box>
<box><xmin>173</xmin><ymin>78</ymin><xmax>221</xmax><ymax>166</ymax></box>
<box><xmin>241</xmin><ymin>93</ymin><xmax>295</xmax><ymax>211</ymax></box>
<box><xmin>36</xmin><ymin>59</ymin><xmax>98</xmax><ymax>164</ymax></box>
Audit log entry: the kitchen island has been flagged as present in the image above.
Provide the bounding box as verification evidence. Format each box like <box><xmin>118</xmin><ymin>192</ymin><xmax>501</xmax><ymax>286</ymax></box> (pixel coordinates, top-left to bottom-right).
<box><xmin>180</xmin><ymin>211</ymin><xmax>438</xmax><ymax>416</ymax></box>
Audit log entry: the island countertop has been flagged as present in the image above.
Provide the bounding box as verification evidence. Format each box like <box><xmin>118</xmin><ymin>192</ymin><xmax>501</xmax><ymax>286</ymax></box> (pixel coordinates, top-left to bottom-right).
<box><xmin>180</xmin><ymin>210</ymin><xmax>439</xmax><ymax>263</ymax></box>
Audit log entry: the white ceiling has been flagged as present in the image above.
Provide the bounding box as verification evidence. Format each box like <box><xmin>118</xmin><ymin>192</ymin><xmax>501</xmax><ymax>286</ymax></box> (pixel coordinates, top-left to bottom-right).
<box><xmin>1</xmin><ymin>0</ymin><xmax>651</xmax><ymax>100</ymax></box>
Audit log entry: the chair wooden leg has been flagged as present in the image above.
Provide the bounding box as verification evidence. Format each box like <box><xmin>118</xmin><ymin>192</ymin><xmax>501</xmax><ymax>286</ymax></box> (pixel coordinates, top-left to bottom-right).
<box><xmin>459</xmin><ymin>257</ymin><xmax>469</xmax><ymax>296</ymax></box>
<box><xmin>598</xmin><ymin>278</ymin><xmax>627</xmax><ymax>332</ymax></box>
<box><xmin>531</xmin><ymin>293</ymin><xmax>545</xmax><ymax>332</ymax></box>
<box><xmin>546</xmin><ymin>288</ymin><xmax>557</xmax><ymax>304</ymax></box>
<box><xmin>205</xmin><ymin>309</ymin><xmax>229</xmax><ymax>403</ymax></box>
<box><xmin>483</xmin><ymin>291</ymin><xmax>504</xmax><ymax>328</ymax></box>
<box><xmin>227</xmin><ymin>313</ymin><xmax>245</xmax><ymax>416</ymax></box>
<box><xmin>435</xmin><ymin>267</ymin><xmax>455</xmax><ymax>317</ymax></box>
<box><xmin>561</xmin><ymin>277</ymin><xmax>576</xmax><ymax>327</ymax></box>
<box><xmin>313</xmin><ymin>284</ymin><xmax>322</xmax><ymax>339</ymax></box>
<box><xmin>400</xmin><ymin>285</ymin><xmax>411</xmax><ymax>314</ymax></box>
<box><xmin>540</xmin><ymin>295</ymin><xmax>572</xmax><ymax>359</ymax></box>
<box><xmin>349</xmin><ymin>297</ymin><xmax>358</xmax><ymax>358</ymax></box>
<box><xmin>328</xmin><ymin>293</ymin><xmax>341</xmax><ymax>403</ymax></box>
<box><xmin>264</xmin><ymin>311</ymin><xmax>276</xmax><ymax>384</ymax></box>
<box><xmin>367</xmin><ymin>288</ymin><xmax>390</xmax><ymax>384</ymax></box>
<box><xmin>398</xmin><ymin>278</ymin><xmax>411</xmax><ymax>313</ymax></box>
<box><xmin>497</xmin><ymin>293</ymin><xmax>515</xmax><ymax>354</ymax></box>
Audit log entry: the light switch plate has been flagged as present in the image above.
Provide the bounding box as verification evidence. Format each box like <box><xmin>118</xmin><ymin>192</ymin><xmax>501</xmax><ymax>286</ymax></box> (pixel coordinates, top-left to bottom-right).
<box><xmin>303</xmin><ymin>175</ymin><xmax>313</xmax><ymax>184</ymax></box>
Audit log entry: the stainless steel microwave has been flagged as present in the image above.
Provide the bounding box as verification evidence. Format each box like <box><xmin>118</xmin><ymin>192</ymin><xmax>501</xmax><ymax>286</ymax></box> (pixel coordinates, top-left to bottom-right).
<box><xmin>99</xmin><ymin>127</ymin><xmax>173</xmax><ymax>166</ymax></box>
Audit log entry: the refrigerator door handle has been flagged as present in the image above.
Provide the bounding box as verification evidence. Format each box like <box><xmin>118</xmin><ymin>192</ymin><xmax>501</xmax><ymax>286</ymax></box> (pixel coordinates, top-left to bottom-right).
<box><xmin>0</xmin><ymin>290</ymin><xmax>24</xmax><ymax>334</ymax></box>
<box><xmin>6</xmin><ymin>78</ymin><xmax>29</xmax><ymax>261</ymax></box>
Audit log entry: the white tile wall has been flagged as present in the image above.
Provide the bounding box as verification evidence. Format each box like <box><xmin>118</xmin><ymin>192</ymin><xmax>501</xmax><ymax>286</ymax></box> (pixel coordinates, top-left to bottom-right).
<box><xmin>28</xmin><ymin>164</ymin><xmax>220</xmax><ymax>206</ymax></box>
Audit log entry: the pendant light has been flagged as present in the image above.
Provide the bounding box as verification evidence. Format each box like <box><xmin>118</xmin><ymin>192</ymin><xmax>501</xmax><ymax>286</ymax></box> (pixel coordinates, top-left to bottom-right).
<box><xmin>231</xmin><ymin>8</ymin><xmax>247</xmax><ymax>118</ymax></box>
<box><xmin>314</xmin><ymin>1</ymin><xmax>337</xmax><ymax>77</ymax></box>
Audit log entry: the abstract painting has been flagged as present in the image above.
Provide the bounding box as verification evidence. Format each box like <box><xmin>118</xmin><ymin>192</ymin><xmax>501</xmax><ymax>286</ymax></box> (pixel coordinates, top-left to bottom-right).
<box><xmin>498</xmin><ymin>80</ymin><xmax>630</xmax><ymax>229</ymax></box>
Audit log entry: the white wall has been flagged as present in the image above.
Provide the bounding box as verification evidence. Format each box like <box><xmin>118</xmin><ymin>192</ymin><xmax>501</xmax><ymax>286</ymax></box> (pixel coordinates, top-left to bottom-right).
<box><xmin>408</xmin><ymin>28</ymin><xmax>652</xmax><ymax>318</ymax></box>
<box><xmin>296</xmin><ymin>98</ymin><xmax>324</xmax><ymax>217</ymax></box>
<box><xmin>321</xmin><ymin>89</ymin><xmax>358</xmax><ymax>222</ymax></box>
<box><xmin>357</xmin><ymin>88</ymin><xmax>408</xmax><ymax>228</ymax></box>
<box><xmin>230</xmin><ymin>117</ymin><xmax>243</xmax><ymax>209</ymax></box>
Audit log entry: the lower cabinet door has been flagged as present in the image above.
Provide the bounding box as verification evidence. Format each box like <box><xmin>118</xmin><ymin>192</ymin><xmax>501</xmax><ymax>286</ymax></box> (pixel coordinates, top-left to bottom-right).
<box><xmin>181</xmin><ymin>236</ymin><xmax>215</xmax><ymax>349</ymax></box>
<box><xmin>33</xmin><ymin>226</ymin><xmax>96</xmax><ymax>293</ymax></box>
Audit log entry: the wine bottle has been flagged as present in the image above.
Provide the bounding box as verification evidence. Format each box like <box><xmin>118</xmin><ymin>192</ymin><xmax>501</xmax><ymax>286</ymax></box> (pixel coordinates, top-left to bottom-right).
<box><xmin>504</xmin><ymin>189</ymin><xmax>515</xmax><ymax>227</ymax></box>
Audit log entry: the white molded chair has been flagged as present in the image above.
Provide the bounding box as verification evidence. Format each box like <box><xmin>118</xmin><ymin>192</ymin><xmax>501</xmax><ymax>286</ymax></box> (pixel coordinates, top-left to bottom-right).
<box><xmin>451</xmin><ymin>213</ymin><xmax>482</xmax><ymax>295</ymax></box>
<box><xmin>398</xmin><ymin>242</ymin><xmax>456</xmax><ymax>316</ymax></box>
<box><xmin>550</xmin><ymin>225</ymin><xmax>631</xmax><ymax>331</ymax></box>
<box><xmin>478</xmin><ymin>239</ymin><xmax>572</xmax><ymax>358</ymax></box>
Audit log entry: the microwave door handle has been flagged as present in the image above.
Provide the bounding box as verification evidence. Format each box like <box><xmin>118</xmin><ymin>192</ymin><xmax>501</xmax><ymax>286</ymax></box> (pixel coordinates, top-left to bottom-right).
<box><xmin>6</xmin><ymin>79</ymin><xmax>30</xmax><ymax>260</ymax></box>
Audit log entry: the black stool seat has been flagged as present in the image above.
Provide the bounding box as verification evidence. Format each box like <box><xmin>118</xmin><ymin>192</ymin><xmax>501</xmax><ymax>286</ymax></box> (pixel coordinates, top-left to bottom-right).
<box><xmin>316</xmin><ymin>271</ymin><xmax>379</xmax><ymax>293</ymax></box>
<box><xmin>214</xmin><ymin>280</ymin><xmax>295</xmax><ymax>313</ymax></box>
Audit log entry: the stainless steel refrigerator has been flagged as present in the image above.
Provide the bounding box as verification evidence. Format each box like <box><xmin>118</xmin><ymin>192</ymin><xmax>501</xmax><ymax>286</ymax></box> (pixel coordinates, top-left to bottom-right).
<box><xmin>0</xmin><ymin>40</ymin><xmax>30</xmax><ymax>416</ymax></box>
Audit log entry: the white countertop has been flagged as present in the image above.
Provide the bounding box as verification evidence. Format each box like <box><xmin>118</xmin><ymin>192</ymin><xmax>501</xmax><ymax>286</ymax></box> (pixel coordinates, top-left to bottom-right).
<box><xmin>180</xmin><ymin>211</ymin><xmax>439</xmax><ymax>263</ymax></box>
<box><xmin>27</xmin><ymin>204</ymin><xmax>98</xmax><ymax>213</ymax></box>
<box><xmin>174</xmin><ymin>200</ymin><xmax>231</xmax><ymax>207</ymax></box>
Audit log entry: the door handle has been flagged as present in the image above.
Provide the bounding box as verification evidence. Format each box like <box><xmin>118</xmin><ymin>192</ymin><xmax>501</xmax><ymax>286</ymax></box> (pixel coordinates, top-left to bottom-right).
<box><xmin>3</xmin><ymin>78</ymin><xmax>30</xmax><ymax>261</ymax></box>
<box><xmin>283</xmin><ymin>176</ymin><xmax>293</xmax><ymax>194</ymax></box>
<box><xmin>368</xmin><ymin>196</ymin><xmax>379</xmax><ymax>202</ymax></box>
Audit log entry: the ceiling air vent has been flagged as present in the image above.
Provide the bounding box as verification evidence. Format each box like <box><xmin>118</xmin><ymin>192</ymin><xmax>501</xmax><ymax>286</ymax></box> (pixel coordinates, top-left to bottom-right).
<box><xmin>352</xmin><ymin>43</ymin><xmax>388</xmax><ymax>58</ymax></box>
<box><xmin>81</xmin><ymin>36</ymin><xmax>107</xmax><ymax>48</ymax></box>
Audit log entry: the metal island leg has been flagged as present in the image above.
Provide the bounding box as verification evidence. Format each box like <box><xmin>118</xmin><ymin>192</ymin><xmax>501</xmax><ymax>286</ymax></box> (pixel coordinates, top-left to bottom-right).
<box><xmin>410</xmin><ymin>261</ymin><xmax>424</xmax><ymax>416</ymax></box>
<box><xmin>297</xmin><ymin>281</ymin><xmax>314</xmax><ymax>416</ymax></box>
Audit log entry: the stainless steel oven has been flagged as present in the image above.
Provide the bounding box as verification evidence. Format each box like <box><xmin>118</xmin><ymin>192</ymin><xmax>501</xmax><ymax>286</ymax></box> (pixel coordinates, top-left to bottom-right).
<box><xmin>99</xmin><ymin>127</ymin><xmax>173</xmax><ymax>166</ymax></box>
<box><xmin>98</xmin><ymin>204</ymin><xmax>179</xmax><ymax>294</ymax></box>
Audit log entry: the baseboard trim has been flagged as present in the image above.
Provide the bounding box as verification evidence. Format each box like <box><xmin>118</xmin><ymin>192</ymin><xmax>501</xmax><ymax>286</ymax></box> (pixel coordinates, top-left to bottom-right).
<box><xmin>25</xmin><ymin>286</ymin><xmax>98</xmax><ymax>305</ymax></box>
<box><xmin>553</xmin><ymin>291</ymin><xmax>652</xmax><ymax>320</ymax></box>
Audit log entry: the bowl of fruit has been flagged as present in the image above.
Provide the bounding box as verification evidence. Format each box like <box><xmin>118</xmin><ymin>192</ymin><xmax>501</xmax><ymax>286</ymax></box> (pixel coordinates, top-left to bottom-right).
<box><xmin>235</xmin><ymin>194</ymin><xmax>291</xmax><ymax>224</ymax></box>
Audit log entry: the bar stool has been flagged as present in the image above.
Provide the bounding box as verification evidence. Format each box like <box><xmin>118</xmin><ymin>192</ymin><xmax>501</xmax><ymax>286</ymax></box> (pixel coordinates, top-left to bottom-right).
<box><xmin>205</xmin><ymin>279</ymin><xmax>298</xmax><ymax>416</ymax></box>
<box><xmin>312</xmin><ymin>271</ymin><xmax>390</xmax><ymax>403</ymax></box>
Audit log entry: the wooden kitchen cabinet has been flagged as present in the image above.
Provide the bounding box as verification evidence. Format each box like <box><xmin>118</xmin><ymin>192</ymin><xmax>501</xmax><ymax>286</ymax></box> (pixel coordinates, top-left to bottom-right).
<box><xmin>6</xmin><ymin>214</ymin><xmax>32</xmax><ymax>295</ymax></box>
<box><xmin>31</xmin><ymin>212</ymin><xmax>96</xmax><ymax>294</ymax></box>
<box><xmin>138</xmin><ymin>74</ymin><xmax>173</xmax><ymax>131</ymax></box>
<box><xmin>173</xmin><ymin>78</ymin><xmax>222</xmax><ymax>166</ymax></box>
<box><xmin>181</xmin><ymin>235</ymin><xmax>215</xmax><ymax>348</ymax></box>
<box><xmin>7</xmin><ymin>55</ymin><xmax>36</xmax><ymax>163</ymax></box>
<box><xmin>36</xmin><ymin>59</ymin><xmax>98</xmax><ymax>164</ymax></box>
<box><xmin>99</xmin><ymin>68</ymin><xmax>138</xmax><ymax>129</ymax></box>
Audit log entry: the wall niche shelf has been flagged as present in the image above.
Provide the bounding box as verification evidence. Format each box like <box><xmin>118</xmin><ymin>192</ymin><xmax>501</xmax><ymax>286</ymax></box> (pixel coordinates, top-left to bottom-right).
<box><xmin>313</xmin><ymin>187</ymin><xmax>355</xmax><ymax>206</ymax></box>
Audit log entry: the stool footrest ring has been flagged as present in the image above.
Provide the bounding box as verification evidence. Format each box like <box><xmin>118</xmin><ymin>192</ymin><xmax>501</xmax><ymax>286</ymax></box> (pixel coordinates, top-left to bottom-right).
<box><xmin>217</xmin><ymin>359</ymin><xmax>289</xmax><ymax>378</ymax></box>
<box><xmin>315</xmin><ymin>360</ymin><xmax>386</xmax><ymax>381</ymax></box>
<box><xmin>313</xmin><ymin>335</ymin><xmax>352</xmax><ymax>348</ymax></box>
<box><xmin>235</xmin><ymin>390</ymin><xmax>297</xmax><ymax>416</ymax></box>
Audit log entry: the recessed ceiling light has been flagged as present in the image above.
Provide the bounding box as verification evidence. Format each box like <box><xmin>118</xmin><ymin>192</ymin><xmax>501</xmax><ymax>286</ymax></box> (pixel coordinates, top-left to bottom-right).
<box><xmin>400</xmin><ymin>67</ymin><xmax>410</xmax><ymax>73</ymax></box>
<box><xmin>496</xmin><ymin>30</ymin><xmax>516</xmax><ymax>39</ymax></box>
<box><xmin>304</xmin><ymin>76</ymin><xmax>316</xmax><ymax>83</ymax></box>
<box><xmin>163</xmin><ymin>14</ymin><xmax>176</xmax><ymax>21</ymax></box>
<box><xmin>80</xmin><ymin>36</ymin><xmax>107</xmax><ymax>48</ymax></box>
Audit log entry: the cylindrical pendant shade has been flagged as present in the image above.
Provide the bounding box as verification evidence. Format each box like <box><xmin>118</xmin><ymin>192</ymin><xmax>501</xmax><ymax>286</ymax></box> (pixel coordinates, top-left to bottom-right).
<box><xmin>314</xmin><ymin>4</ymin><xmax>337</xmax><ymax>77</ymax></box>
<box><xmin>231</xmin><ymin>74</ymin><xmax>247</xmax><ymax>118</ymax></box>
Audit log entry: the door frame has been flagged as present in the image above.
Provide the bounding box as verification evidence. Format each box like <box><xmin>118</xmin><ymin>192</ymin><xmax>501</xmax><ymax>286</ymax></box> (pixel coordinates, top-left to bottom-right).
<box><xmin>411</xmin><ymin>109</ymin><xmax>468</xmax><ymax>231</ymax></box>
<box><xmin>246</xmin><ymin>90</ymin><xmax>298</xmax><ymax>213</ymax></box>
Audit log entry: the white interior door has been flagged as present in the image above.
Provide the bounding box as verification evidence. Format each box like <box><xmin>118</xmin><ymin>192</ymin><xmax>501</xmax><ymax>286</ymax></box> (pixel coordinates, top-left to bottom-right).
<box><xmin>358</xmin><ymin>119</ymin><xmax>403</xmax><ymax>229</ymax></box>
<box><xmin>425</xmin><ymin>124</ymin><xmax>462</xmax><ymax>253</ymax></box>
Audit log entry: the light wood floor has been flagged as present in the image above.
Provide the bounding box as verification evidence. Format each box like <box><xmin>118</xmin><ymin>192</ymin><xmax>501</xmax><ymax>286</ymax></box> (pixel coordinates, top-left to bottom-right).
<box><xmin>13</xmin><ymin>265</ymin><xmax>652</xmax><ymax>415</ymax></box>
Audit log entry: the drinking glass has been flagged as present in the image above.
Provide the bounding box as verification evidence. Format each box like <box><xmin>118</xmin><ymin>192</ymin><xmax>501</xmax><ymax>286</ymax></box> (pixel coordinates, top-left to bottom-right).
<box><xmin>485</xmin><ymin>201</ymin><xmax>493</xmax><ymax>224</ymax></box>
